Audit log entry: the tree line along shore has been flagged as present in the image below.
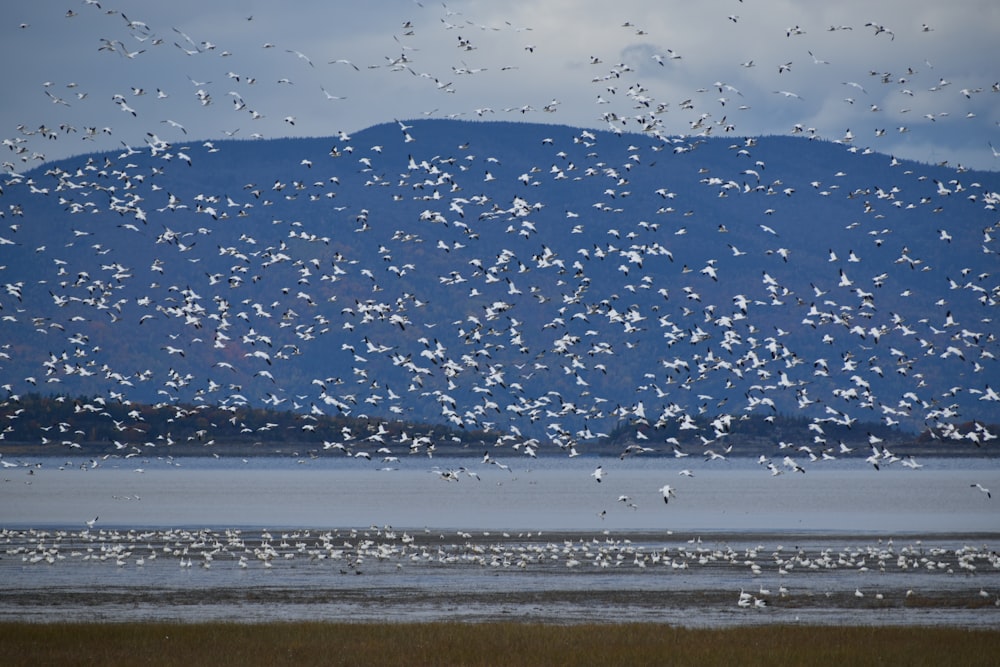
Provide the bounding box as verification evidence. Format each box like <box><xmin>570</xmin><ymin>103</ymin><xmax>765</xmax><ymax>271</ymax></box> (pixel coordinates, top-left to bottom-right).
<box><xmin>1</xmin><ymin>393</ymin><xmax>995</xmax><ymax>459</ymax></box>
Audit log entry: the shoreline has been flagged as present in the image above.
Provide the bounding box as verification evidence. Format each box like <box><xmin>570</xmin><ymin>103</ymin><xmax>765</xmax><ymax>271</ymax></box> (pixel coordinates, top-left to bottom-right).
<box><xmin>4</xmin><ymin>527</ymin><xmax>998</xmax><ymax>629</ymax></box>
<box><xmin>4</xmin><ymin>585</ymin><xmax>999</xmax><ymax>628</ymax></box>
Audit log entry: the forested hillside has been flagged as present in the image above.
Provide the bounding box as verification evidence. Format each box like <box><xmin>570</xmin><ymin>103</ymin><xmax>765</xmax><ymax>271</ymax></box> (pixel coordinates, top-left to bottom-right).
<box><xmin>2</xmin><ymin>119</ymin><xmax>998</xmax><ymax>460</ymax></box>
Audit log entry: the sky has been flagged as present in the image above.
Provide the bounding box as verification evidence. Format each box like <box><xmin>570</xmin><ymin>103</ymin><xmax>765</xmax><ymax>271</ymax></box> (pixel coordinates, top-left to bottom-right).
<box><xmin>2</xmin><ymin>0</ymin><xmax>998</xmax><ymax>172</ymax></box>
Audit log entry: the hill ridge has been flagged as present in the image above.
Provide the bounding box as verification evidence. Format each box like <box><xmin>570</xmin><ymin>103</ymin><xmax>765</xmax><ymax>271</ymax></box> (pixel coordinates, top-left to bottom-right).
<box><xmin>2</xmin><ymin>119</ymin><xmax>998</xmax><ymax>461</ymax></box>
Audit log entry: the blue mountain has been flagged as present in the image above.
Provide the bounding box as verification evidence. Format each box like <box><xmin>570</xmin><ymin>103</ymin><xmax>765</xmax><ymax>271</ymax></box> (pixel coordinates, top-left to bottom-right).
<box><xmin>2</xmin><ymin>119</ymin><xmax>997</xmax><ymax>451</ymax></box>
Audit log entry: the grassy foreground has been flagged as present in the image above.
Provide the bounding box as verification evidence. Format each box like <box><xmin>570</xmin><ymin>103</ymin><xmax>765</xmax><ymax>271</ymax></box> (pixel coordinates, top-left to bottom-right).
<box><xmin>2</xmin><ymin>622</ymin><xmax>999</xmax><ymax>666</ymax></box>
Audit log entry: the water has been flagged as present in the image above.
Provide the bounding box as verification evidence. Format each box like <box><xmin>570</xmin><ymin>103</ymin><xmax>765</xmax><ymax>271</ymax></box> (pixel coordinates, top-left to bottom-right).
<box><xmin>4</xmin><ymin>455</ymin><xmax>997</xmax><ymax>532</ymax></box>
<box><xmin>2</xmin><ymin>456</ymin><xmax>998</xmax><ymax>626</ymax></box>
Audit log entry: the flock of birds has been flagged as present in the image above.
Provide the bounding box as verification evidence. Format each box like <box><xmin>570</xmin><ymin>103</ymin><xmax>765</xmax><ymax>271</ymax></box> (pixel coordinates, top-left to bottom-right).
<box><xmin>3</xmin><ymin>525</ymin><xmax>998</xmax><ymax>615</ymax></box>
<box><xmin>1</xmin><ymin>2</ymin><xmax>998</xmax><ymax>517</ymax></box>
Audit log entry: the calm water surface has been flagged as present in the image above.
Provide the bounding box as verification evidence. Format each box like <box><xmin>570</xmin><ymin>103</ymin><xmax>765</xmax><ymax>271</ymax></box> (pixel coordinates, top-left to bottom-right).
<box><xmin>3</xmin><ymin>456</ymin><xmax>997</xmax><ymax>532</ymax></box>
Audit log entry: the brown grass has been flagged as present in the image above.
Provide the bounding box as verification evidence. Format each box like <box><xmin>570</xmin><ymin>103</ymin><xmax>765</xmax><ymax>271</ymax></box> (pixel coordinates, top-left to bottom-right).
<box><xmin>2</xmin><ymin>622</ymin><xmax>999</xmax><ymax>667</ymax></box>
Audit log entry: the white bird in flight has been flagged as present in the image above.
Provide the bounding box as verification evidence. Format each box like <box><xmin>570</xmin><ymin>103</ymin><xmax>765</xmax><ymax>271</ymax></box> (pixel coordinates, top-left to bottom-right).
<box><xmin>971</xmin><ymin>483</ymin><xmax>991</xmax><ymax>499</ymax></box>
<box><xmin>658</xmin><ymin>484</ymin><xmax>676</xmax><ymax>503</ymax></box>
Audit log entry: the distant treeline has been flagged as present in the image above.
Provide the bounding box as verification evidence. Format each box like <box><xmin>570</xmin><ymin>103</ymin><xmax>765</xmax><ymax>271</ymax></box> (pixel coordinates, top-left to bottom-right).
<box><xmin>0</xmin><ymin>393</ymin><xmax>496</xmax><ymax>458</ymax></box>
<box><xmin>0</xmin><ymin>393</ymin><xmax>995</xmax><ymax>459</ymax></box>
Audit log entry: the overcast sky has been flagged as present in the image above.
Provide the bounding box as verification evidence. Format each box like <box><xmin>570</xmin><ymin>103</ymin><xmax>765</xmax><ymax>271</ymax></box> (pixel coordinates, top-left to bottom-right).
<box><xmin>3</xmin><ymin>0</ymin><xmax>998</xmax><ymax>171</ymax></box>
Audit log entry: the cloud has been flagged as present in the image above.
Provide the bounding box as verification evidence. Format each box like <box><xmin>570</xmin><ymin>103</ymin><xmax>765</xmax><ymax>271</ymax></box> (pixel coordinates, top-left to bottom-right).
<box><xmin>1</xmin><ymin>0</ymin><xmax>996</xmax><ymax>171</ymax></box>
